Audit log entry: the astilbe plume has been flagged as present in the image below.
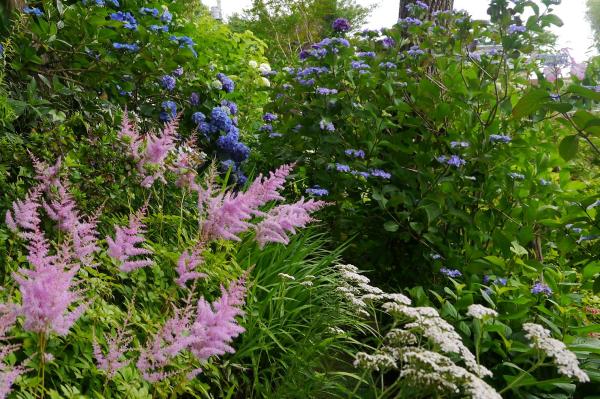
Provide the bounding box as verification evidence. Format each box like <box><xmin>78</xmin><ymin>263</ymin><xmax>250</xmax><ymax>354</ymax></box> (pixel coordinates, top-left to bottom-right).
<box><xmin>138</xmin><ymin>118</ymin><xmax>179</xmax><ymax>188</ymax></box>
<box><xmin>169</xmin><ymin>139</ymin><xmax>204</xmax><ymax>191</ymax></box>
<box><xmin>0</xmin><ymin>344</ymin><xmax>25</xmax><ymax>399</ymax></box>
<box><xmin>5</xmin><ymin>187</ymin><xmax>42</xmax><ymax>233</ymax></box>
<box><xmin>93</xmin><ymin>304</ymin><xmax>135</xmax><ymax>379</ymax></box>
<box><xmin>254</xmin><ymin>198</ymin><xmax>327</xmax><ymax>248</ymax></box>
<box><xmin>137</xmin><ymin>276</ymin><xmax>247</xmax><ymax>382</ymax></box>
<box><xmin>29</xmin><ymin>152</ymin><xmax>61</xmax><ymax>191</ymax></box>
<box><xmin>198</xmin><ymin>165</ymin><xmax>325</xmax><ymax>246</ymax></box>
<box><xmin>43</xmin><ymin>183</ymin><xmax>100</xmax><ymax>265</ymax></box>
<box><xmin>175</xmin><ymin>248</ymin><xmax>207</xmax><ymax>287</ymax></box>
<box><xmin>117</xmin><ymin>111</ymin><xmax>141</xmax><ymax>159</ymax></box>
<box><xmin>13</xmin><ymin>221</ymin><xmax>87</xmax><ymax>336</ymax></box>
<box><xmin>106</xmin><ymin>208</ymin><xmax>153</xmax><ymax>272</ymax></box>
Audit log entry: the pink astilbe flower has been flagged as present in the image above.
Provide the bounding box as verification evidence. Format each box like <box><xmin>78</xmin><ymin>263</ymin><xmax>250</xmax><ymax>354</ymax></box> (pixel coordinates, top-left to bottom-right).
<box><xmin>187</xmin><ymin>276</ymin><xmax>247</xmax><ymax>361</ymax></box>
<box><xmin>254</xmin><ymin>198</ymin><xmax>327</xmax><ymax>248</ymax></box>
<box><xmin>175</xmin><ymin>248</ymin><xmax>207</xmax><ymax>288</ymax></box>
<box><xmin>0</xmin><ymin>344</ymin><xmax>25</xmax><ymax>399</ymax></box>
<box><xmin>93</xmin><ymin>306</ymin><xmax>134</xmax><ymax>379</ymax></box>
<box><xmin>138</xmin><ymin>119</ymin><xmax>179</xmax><ymax>188</ymax></box>
<box><xmin>42</xmin><ymin>183</ymin><xmax>100</xmax><ymax>266</ymax></box>
<box><xmin>29</xmin><ymin>151</ymin><xmax>61</xmax><ymax>191</ymax></box>
<box><xmin>118</xmin><ymin>111</ymin><xmax>142</xmax><ymax>160</ymax></box>
<box><xmin>137</xmin><ymin>276</ymin><xmax>247</xmax><ymax>382</ymax></box>
<box><xmin>5</xmin><ymin>187</ymin><xmax>42</xmax><ymax>233</ymax></box>
<box><xmin>13</xmin><ymin>234</ymin><xmax>87</xmax><ymax>336</ymax></box>
<box><xmin>170</xmin><ymin>142</ymin><xmax>203</xmax><ymax>191</ymax></box>
<box><xmin>106</xmin><ymin>208</ymin><xmax>153</xmax><ymax>272</ymax></box>
<box><xmin>0</xmin><ymin>305</ymin><xmax>16</xmax><ymax>339</ymax></box>
<box><xmin>199</xmin><ymin>164</ymin><xmax>295</xmax><ymax>241</ymax></box>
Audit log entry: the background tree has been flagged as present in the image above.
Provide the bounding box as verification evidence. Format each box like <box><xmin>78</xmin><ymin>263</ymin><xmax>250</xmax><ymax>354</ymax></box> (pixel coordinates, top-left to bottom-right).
<box><xmin>587</xmin><ymin>0</ymin><xmax>600</xmax><ymax>51</ymax></box>
<box><xmin>228</xmin><ymin>0</ymin><xmax>372</xmax><ymax>65</ymax></box>
<box><xmin>399</xmin><ymin>0</ymin><xmax>454</xmax><ymax>19</ymax></box>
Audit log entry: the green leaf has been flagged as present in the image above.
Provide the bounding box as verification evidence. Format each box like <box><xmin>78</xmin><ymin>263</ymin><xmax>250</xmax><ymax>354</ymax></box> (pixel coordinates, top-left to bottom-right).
<box><xmin>510</xmin><ymin>240</ymin><xmax>528</xmax><ymax>256</ymax></box>
<box><xmin>383</xmin><ymin>221</ymin><xmax>399</xmax><ymax>232</ymax></box>
<box><xmin>558</xmin><ymin>135</ymin><xmax>579</xmax><ymax>161</ymax></box>
<box><xmin>512</xmin><ymin>89</ymin><xmax>549</xmax><ymax>119</ymax></box>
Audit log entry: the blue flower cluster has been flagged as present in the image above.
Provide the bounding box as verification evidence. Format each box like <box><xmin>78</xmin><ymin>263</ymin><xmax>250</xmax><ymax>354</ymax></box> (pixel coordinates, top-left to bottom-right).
<box><xmin>531</xmin><ymin>282</ymin><xmax>552</xmax><ymax>296</ymax></box>
<box><xmin>316</xmin><ymin>87</ymin><xmax>338</xmax><ymax>95</ymax></box>
<box><xmin>140</xmin><ymin>7</ymin><xmax>159</xmax><ymax>17</ymax></box>
<box><xmin>407</xmin><ymin>45</ymin><xmax>425</xmax><ymax>56</ymax></box>
<box><xmin>110</xmin><ymin>11</ymin><xmax>138</xmax><ymax>30</ymax></box>
<box><xmin>169</xmin><ymin>35</ymin><xmax>196</xmax><ymax>56</ymax></box>
<box><xmin>356</xmin><ymin>51</ymin><xmax>376</xmax><ymax>58</ymax></box>
<box><xmin>149</xmin><ymin>24</ymin><xmax>169</xmax><ymax>32</ymax></box>
<box><xmin>216</xmin><ymin>73</ymin><xmax>235</xmax><ymax>93</ymax></box>
<box><xmin>381</xmin><ymin>37</ymin><xmax>396</xmax><ymax>48</ymax></box>
<box><xmin>345</xmin><ymin>149</ymin><xmax>365</xmax><ymax>158</ymax></box>
<box><xmin>113</xmin><ymin>42</ymin><xmax>139</xmax><ymax>52</ymax></box>
<box><xmin>320</xmin><ymin>120</ymin><xmax>335</xmax><ymax>131</ymax></box>
<box><xmin>351</xmin><ymin>61</ymin><xmax>370</xmax><ymax>74</ymax></box>
<box><xmin>508</xmin><ymin>172</ymin><xmax>525</xmax><ymax>180</ymax></box>
<box><xmin>299</xmin><ymin>37</ymin><xmax>350</xmax><ymax>60</ymax></box>
<box><xmin>450</xmin><ymin>141</ymin><xmax>469</xmax><ymax>148</ymax></box>
<box><xmin>440</xmin><ymin>268</ymin><xmax>462</xmax><ymax>278</ymax></box>
<box><xmin>370</xmin><ymin>169</ymin><xmax>391</xmax><ymax>179</ymax></box>
<box><xmin>399</xmin><ymin>17</ymin><xmax>423</xmax><ymax>26</ymax></box>
<box><xmin>263</xmin><ymin>113</ymin><xmax>278</xmax><ymax>122</ymax></box>
<box><xmin>160</xmin><ymin>101</ymin><xmax>177</xmax><ymax>122</ymax></box>
<box><xmin>306</xmin><ymin>186</ymin><xmax>329</xmax><ymax>197</ymax></box>
<box><xmin>437</xmin><ymin>155</ymin><xmax>466</xmax><ymax>167</ymax></box>
<box><xmin>489</xmin><ymin>134</ymin><xmax>511</xmax><ymax>143</ymax></box>
<box><xmin>508</xmin><ymin>24</ymin><xmax>526</xmax><ymax>34</ymax></box>
<box><xmin>332</xmin><ymin>18</ymin><xmax>351</xmax><ymax>32</ymax></box>
<box><xmin>161</xmin><ymin>75</ymin><xmax>176</xmax><ymax>91</ymax></box>
<box><xmin>23</xmin><ymin>6</ymin><xmax>44</xmax><ymax>16</ymax></box>
<box><xmin>379</xmin><ymin>62</ymin><xmax>397</xmax><ymax>70</ymax></box>
<box><xmin>190</xmin><ymin>92</ymin><xmax>200</xmax><ymax>106</ymax></box>
<box><xmin>83</xmin><ymin>0</ymin><xmax>119</xmax><ymax>6</ymax></box>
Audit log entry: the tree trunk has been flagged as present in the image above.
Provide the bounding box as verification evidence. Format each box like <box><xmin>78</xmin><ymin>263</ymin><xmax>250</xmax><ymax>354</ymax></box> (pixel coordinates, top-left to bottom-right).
<box><xmin>399</xmin><ymin>0</ymin><xmax>454</xmax><ymax>19</ymax></box>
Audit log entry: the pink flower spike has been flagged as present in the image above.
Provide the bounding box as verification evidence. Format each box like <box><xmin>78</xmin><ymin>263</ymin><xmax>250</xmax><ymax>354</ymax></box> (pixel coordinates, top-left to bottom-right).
<box><xmin>106</xmin><ymin>208</ymin><xmax>153</xmax><ymax>272</ymax></box>
<box><xmin>175</xmin><ymin>249</ymin><xmax>207</xmax><ymax>287</ymax></box>
<box><xmin>254</xmin><ymin>198</ymin><xmax>328</xmax><ymax>249</ymax></box>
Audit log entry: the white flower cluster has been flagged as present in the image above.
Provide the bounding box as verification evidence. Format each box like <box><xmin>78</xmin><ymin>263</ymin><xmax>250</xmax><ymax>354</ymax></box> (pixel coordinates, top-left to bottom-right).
<box><xmin>384</xmin><ymin>302</ymin><xmax>492</xmax><ymax>378</ymax></box>
<box><xmin>466</xmin><ymin>304</ymin><xmax>498</xmax><ymax>320</ymax></box>
<box><xmin>401</xmin><ymin>348</ymin><xmax>501</xmax><ymax>399</ymax></box>
<box><xmin>523</xmin><ymin>323</ymin><xmax>589</xmax><ymax>382</ymax></box>
<box><xmin>335</xmin><ymin>264</ymin><xmax>411</xmax><ymax>316</ymax></box>
<box><xmin>277</xmin><ymin>273</ymin><xmax>295</xmax><ymax>281</ymax></box>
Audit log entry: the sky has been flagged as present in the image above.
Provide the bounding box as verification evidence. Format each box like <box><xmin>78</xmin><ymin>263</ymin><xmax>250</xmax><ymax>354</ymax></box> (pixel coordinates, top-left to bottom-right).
<box><xmin>202</xmin><ymin>0</ymin><xmax>596</xmax><ymax>62</ymax></box>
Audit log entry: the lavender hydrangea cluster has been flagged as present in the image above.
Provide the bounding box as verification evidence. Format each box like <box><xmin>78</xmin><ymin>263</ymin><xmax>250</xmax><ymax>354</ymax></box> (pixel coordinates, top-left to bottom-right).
<box><xmin>300</xmin><ymin>37</ymin><xmax>350</xmax><ymax>60</ymax></box>
<box><xmin>379</xmin><ymin>62</ymin><xmax>397</xmax><ymax>70</ymax></box>
<box><xmin>112</xmin><ymin>42</ymin><xmax>139</xmax><ymax>52</ymax></box>
<box><xmin>160</xmin><ymin>75</ymin><xmax>176</xmax><ymax>91</ymax></box>
<box><xmin>189</xmin><ymin>92</ymin><xmax>200</xmax><ymax>106</ymax></box>
<box><xmin>263</xmin><ymin>113</ymin><xmax>278</xmax><ymax>122</ymax></box>
<box><xmin>370</xmin><ymin>169</ymin><xmax>391</xmax><ymax>179</ymax></box>
<box><xmin>316</xmin><ymin>87</ymin><xmax>338</xmax><ymax>95</ymax></box>
<box><xmin>169</xmin><ymin>35</ymin><xmax>196</xmax><ymax>56</ymax></box>
<box><xmin>440</xmin><ymin>268</ymin><xmax>462</xmax><ymax>278</ymax></box>
<box><xmin>332</xmin><ymin>18</ymin><xmax>351</xmax><ymax>32</ymax></box>
<box><xmin>216</xmin><ymin>73</ymin><xmax>235</xmax><ymax>93</ymax></box>
<box><xmin>345</xmin><ymin>149</ymin><xmax>365</xmax><ymax>158</ymax></box>
<box><xmin>139</xmin><ymin>7</ymin><xmax>159</xmax><ymax>17</ymax></box>
<box><xmin>508</xmin><ymin>172</ymin><xmax>525</xmax><ymax>180</ymax></box>
<box><xmin>450</xmin><ymin>141</ymin><xmax>469</xmax><ymax>148</ymax></box>
<box><xmin>531</xmin><ymin>282</ymin><xmax>552</xmax><ymax>296</ymax></box>
<box><xmin>436</xmin><ymin>155</ymin><xmax>466</xmax><ymax>167</ymax></box>
<box><xmin>110</xmin><ymin>11</ymin><xmax>138</xmax><ymax>30</ymax></box>
<box><xmin>508</xmin><ymin>24</ymin><xmax>526</xmax><ymax>34</ymax></box>
<box><xmin>159</xmin><ymin>101</ymin><xmax>177</xmax><ymax>122</ymax></box>
<box><xmin>407</xmin><ymin>45</ymin><xmax>425</xmax><ymax>56</ymax></box>
<box><xmin>399</xmin><ymin>17</ymin><xmax>423</xmax><ymax>26</ymax></box>
<box><xmin>489</xmin><ymin>134</ymin><xmax>511</xmax><ymax>143</ymax></box>
<box><xmin>23</xmin><ymin>6</ymin><xmax>44</xmax><ymax>16</ymax></box>
<box><xmin>356</xmin><ymin>51</ymin><xmax>376</xmax><ymax>58</ymax></box>
<box><xmin>306</xmin><ymin>186</ymin><xmax>329</xmax><ymax>197</ymax></box>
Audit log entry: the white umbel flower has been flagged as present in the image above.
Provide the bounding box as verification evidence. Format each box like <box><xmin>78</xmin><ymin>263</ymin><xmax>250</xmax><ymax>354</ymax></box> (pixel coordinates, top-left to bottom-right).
<box><xmin>523</xmin><ymin>323</ymin><xmax>589</xmax><ymax>382</ymax></box>
<box><xmin>277</xmin><ymin>273</ymin><xmax>295</xmax><ymax>281</ymax></box>
<box><xmin>466</xmin><ymin>304</ymin><xmax>498</xmax><ymax>320</ymax></box>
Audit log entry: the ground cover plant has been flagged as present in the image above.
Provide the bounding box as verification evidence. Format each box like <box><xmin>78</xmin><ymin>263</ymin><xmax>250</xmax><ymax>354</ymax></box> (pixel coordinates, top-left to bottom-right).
<box><xmin>0</xmin><ymin>0</ymin><xmax>599</xmax><ymax>398</ymax></box>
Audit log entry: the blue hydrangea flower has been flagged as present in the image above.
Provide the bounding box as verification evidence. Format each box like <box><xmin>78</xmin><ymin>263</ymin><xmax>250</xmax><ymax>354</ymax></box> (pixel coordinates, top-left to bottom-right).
<box><xmin>490</xmin><ymin>134</ymin><xmax>511</xmax><ymax>143</ymax></box>
<box><xmin>356</xmin><ymin>51</ymin><xmax>376</xmax><ymax>58</ymax></box>
<box><xmin>496</xmin><ymin>277</ymin><xmax>507</xmax><ymax>286</ymax></box>
<box><xmin>216</xmin><ymin>73</ymin><xmax>234</xmax><ymax>93</ymax></box>
<box><xmin>161</xmin><ymin>9</ymin><xmax>173</xmax><ymax>23</ymax></box>
<box><xmin>370</xmin><ymin>169</ymin><xmax>391</xmax><ymax>179</ymax></box>
<box><xmin>192</xmin><ymin>112</ymin><xmax>205</xmax><ymax>125</ymax></box>
<box><xmin>508</xmin><ymin>172</ymin><xmax>525</xmax><ymax>180</ymax></box>
<box><xmin>336</xmin><ymin>163</ymin><xmax>350</xmax><ymax>172</ymax></box>
<box><xmin>332</xmin><ymin>18</ymin><xmax>351</xmax><ymax>32</ymax></box>
<box><xmin>263</xmin><ymin>113</ymin><xmax>278</xmax><ymax>122</ymax></box>
<box><xmin>260</xmin><ymin>124</ymin><xmax>273</xmax><ymax>133</ymax></box>
<box><xmin>316</xmin><ymin>87</ymin><xmax>338</xmax><ymax>95</ymax></box>
<box><xmin>140</xmin><ymin>7</ymin><xmax>159</xmax><ymax>17</ymax></box>
<box><xmin>269</xmin><ymin>132</ymin><xmax>283</xmax><ymax>138</ymax></box>
<box><xmin>169</xmin><ymin>35</ymin><xmax>196</xmax><ymax>56</ymax></box>
<box><xmin>320</xmin><ymin>120</ymin><xmax>335</xmax><ymax>131</ymax></box>
<box><xmin>189</xmin><ymin>92</ymin><xmax>199</xmax><ymax>106</ymax></box>
<box><xmin>345</xmin><ymin>149</ymin><xmax>366</xmax><ymax>158</ymax></box>
<box><xmin>450</xmin><ymin>141</ymin><xmax>469</xmax><ymax>148</ymax></box>
<box><xmin>220</xmin><ymin>159</ymin><xmax>237</xmax><ymax>172</ymax></box>
<box><xmin>110</xmin><ymin>11</ymin><xmax>137</xmax><ymax>29</ymax></box>
<box><xmin>531</xmin><ymin>282</ymin><xmax>552</xmax><ymax>296</ymax></box>
<box><xmin>379</xmin><ymin>62</ymin><xmax>397</xmax><ymax>70</ymax></box>
<box><xmin>407</xmin><ymin>45</ymin><xmax>425</xmax><ymax>56</ymax></box>
<box><xmin>211</xmin><ymin>107</ymin><xmax>233</xmax><ymax>132</ymax></box>
<box><xmin>447</xmin><ymin>155</ymin><xmax>466</xmax><ymax>167</ymax></box>
<box><xmin>508</xmin><ymin>24</ymin><xmax>526</xmax><ymax>34</ymax></box>
<box><xmin>306</xmin><ymin>186</ymin><xmax>329</xmax><ymax>196</ymax></box>
<box><xmin>540</xmin><ymin>178</ymin><xmax>551</xmax><ymax>186</ymax></box>
<box><xmin>172</xmin><ymin>66</ymin><xmax>184</xmax><ymax>77</ymax></box>
<box><xmin>23</xmin><ymin>6</ymin><xmax>44</xmax><ymax>16</ymax></box>
<box><xmin>149</xmin><ymin>24</ymin><xmax>169</xmax><ymax>32</ymax></box>
<box><xmin>160</xmin><ymin>75</ymin><xmax>176</xmax><ymax>91</ymax></box>
<box><xmin>231</xmin><ymin>142</ymin><xmax>250</xmax><ymax>162</ymax></box>
<box><xmin>221</xmin><ymin>100</ymin><xmax>238</xmax><ymax>115</ymax></box>
<box><xmin>400</xmin><ymin>17</ymin><xmax>423</xmax><ymax>26</ymax></box>
<box><xmin>160</xmin><ymin>100</ymin><xmax>177</xmax><ymax>122</ymax></box>
<box><xmin>440</xmin><ymin>268</ymin><xmax>462</xmax><ymax>278</ymax></box>
<box><xmin>112</xmin><ymin>42</ymin><xmax>139</xmax><ymax>52</ymax></box>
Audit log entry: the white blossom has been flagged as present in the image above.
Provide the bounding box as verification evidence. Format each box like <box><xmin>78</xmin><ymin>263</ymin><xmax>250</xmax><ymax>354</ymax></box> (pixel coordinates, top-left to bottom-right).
<box><xmin>277</xmin><ymin>273</ymin><xmax>295</xmax><ymax>281</ymax></box>
<box><xmin>466</xmin><ymin>304</ymin><xmax>498</xmax><ymax>320</ymax></box>
<box><xmin>523</xmin><ymin>323</ymin><xmax>589</xmax><ymax>382</ymax></box>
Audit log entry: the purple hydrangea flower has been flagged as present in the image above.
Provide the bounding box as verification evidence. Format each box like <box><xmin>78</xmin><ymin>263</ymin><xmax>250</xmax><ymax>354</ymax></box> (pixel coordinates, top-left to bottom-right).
<box><xmin>216</xmin><ymin>73</ymin><xmax>234</xmax><ymax>93</ymax></box>
<box><xmin>161</xmin><ymin>9</ymin><xmax>172</xmax><ymax>23</ymax></box>
<box><xmin>110</xmin><ymin>11</ymin><xmax>138</xmax><ymax>30</ymax></box>
<box><xmin>221</xmin><ymin>100</ymin><xmax>238</xmax><ymax>115</ymax></box>
<box><xmin>149</xmin><ymin>24</ymin><xmax>169</xmax><ymax>32</ymax></box>
<box><xmin>192</xmin><ymin>112</ymin><xmax>205</xmax><ymax>125</ymax></box>
<box><xmin>172</xmin><ymin>66</ymin><xmax>184</xmax><ymax>77</ymax></box>
<box><xmin>496</xmin><ymin>277</ymin><xmax>507</xmax><ymax>286</ymax></box>
<box><xmin>447</xmin><ymin>155</ymin><xmax>466</xmax><ymax>167</ymax></box>
<box><xmin>345</xmin><ymin>149</ymin><xmax>365</xmax><ymax>158</ymax></box>
<box><xmin>482</xmin><ymin>275</ymin><xmax>491</xmax><ymax>284</ymax></box>
<box><xmin>305</xmin><ymin>186</ymin><xmax>329</xmax><ymax>196</ymax></box>
<box><xmin>160</xmin><ymin>75</ymin><xmax>176</xmax><ymax>91</ymax></box>
<box><xmin>379</xmin><ymin>62</ymin><xmax>397</xmax><ymax>70</ymax></box>
<box><xmin>400</xmin><ymin>17</ymin><xmax>422</xmax><ymax>26</ymax></box>
<box><xmin>263</xmin><ymin>113</ymin><xmax>278</xmax><ymax>122</ymax></box>
<box><xmin>508</xmin><ymin>172</ymin><xmax>525</xmax><ymax>180</ymax></box>
<box><xmin>320</xmin><ymin>121</ymin><xmax>335</xmax><ymax>131</ymax></box>
<box><xmin>508</xmin><ymin>24</ymin><xmax>526</xmax><ymax>34</ymax></box>
<box><xmin>450</xmin><ymin>141</ymin><xmax>470</xmax><ymax>148</ymax></box>
<box><xmin>160</xmin><ymin>101</ymin><xmax>177</xmax><ymax>122</ymax></box>
<box><xmin>441</xmin><ymin>268</ymin><xmax>462</xmax><ymax>278</ymax></box>
<box><xmin>316</xmin><ymin>87</ymin><xmax>338</xmax><ymax>95</ymax></box>
<box><xmin>112</xmin><ymin>42</ymin><xmax>140</xmax><ymax>52</ymax></box>
<box><xmin>531</xmin><ymin>282</ymin><xmax>552</xmax><ymax>296</ymax></box>
<box><xmin>407</xmin><ymin>45</ymin><xmax>425</xmax><ymax>56</ymax></box>
<box><xmin>370</xmin><ymin>169</ymin><xmax>391</xmax><ymax>179</ymax></box>
<box><xmin>332</xmin><ymin>18</ymin><xmax>351</xmax><ymax>32</ymax></box>
<box><xmin>356</xmin><ymin>51</ymin><xmax>376</xmax><ymax>58</ymax></box>
<box><xmin>490</xmin><ymin>134</ymin><xmax>511</xmax><ymax>143</ymax></box>
<box><xmin>260</xmin><ymin>124</ymin><xmax>273</xmax><ymax>133</ymax></box>
<box><xmin>189</xmin><ymin>92</ymin><xmax>200</xmax><ymax>106</ymax></box>
<box><xmin>23</xmin><ymin>6</ymin><xmax>44</xmax><ymax>16</ymax></box>
<box><xmin>381</xmin><ymin>37</ymin><xmax>396</xmax><ymax>48</ymax></box>
<box><xmin>351</xmin><ymin>61</ymin><xmax>370</xmax><ymax>70</ymax></box>
<box><xmin>336</xmin><ymin>163</ymin><xmax>351</xmax><ymax>172</ymax></box>
<box><xmin>269</xmin><ymin>132</ymin><xmax>283</xmax><ymax>138</ymax></box>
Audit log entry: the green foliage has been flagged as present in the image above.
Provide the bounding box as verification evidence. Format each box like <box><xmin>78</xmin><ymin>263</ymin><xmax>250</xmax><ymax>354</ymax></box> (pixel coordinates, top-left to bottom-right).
<box><xmin>228</xmin><ymin>0</ymin><xmax>372</xmax><ymax>66</ymax></box>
